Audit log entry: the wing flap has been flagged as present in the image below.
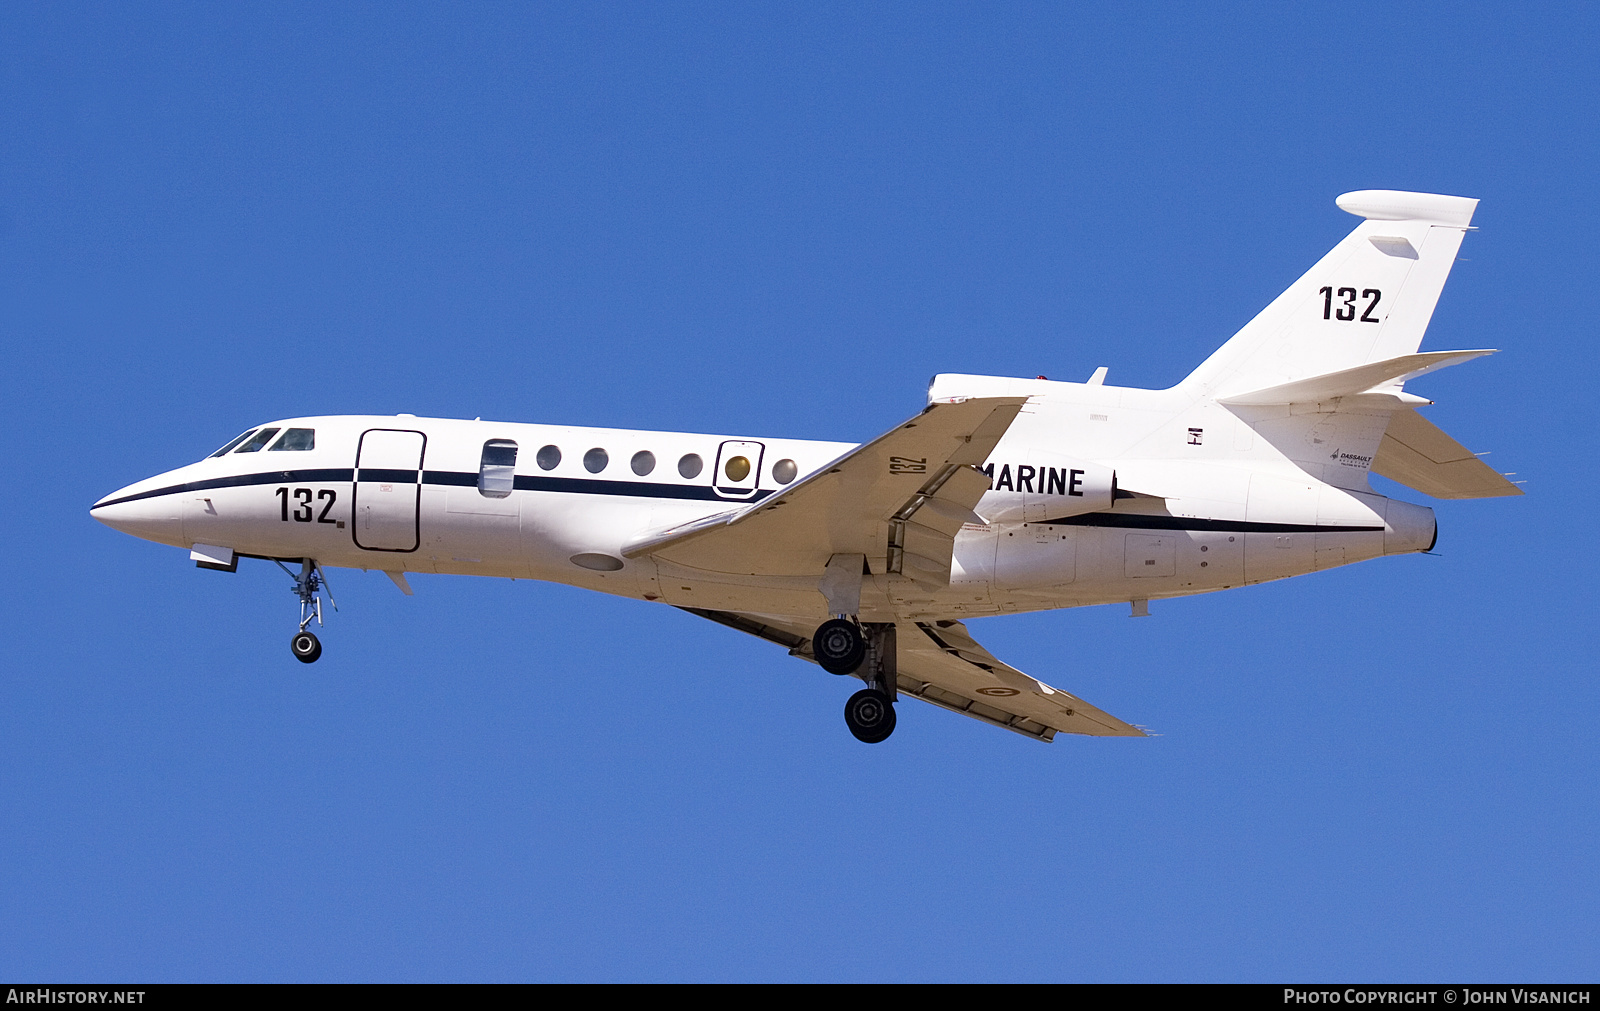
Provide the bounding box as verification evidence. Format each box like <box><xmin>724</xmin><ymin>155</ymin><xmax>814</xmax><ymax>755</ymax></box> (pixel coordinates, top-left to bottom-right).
<box><xmin>1372</xmin><ymin>409</ymin><xmax>1523</xmax><ymax>499</ymax></box>
<box><xmin>895</xmin><ymin>679</ymin><xmax>1063</xmax><ymax>742</ymax></box>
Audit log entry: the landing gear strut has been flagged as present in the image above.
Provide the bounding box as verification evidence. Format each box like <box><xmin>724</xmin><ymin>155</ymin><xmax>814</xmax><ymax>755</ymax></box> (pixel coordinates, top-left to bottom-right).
<box><xmin>813</xmin><ymin>556</ymin><xmax>898</xmax><ymax>743</ymax></box>
<box><xmin>277</xmin><ymin>558</ymin><xmax>335</xmax><ymax>663</ymax></box>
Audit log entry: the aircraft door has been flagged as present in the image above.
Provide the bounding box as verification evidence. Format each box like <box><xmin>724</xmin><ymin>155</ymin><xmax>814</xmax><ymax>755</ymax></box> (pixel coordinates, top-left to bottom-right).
<box><xmin>353</xmin><ymin>429</ymin><xmax>425</xmax><ymax>552</ymax></box>
<box><xmin>713</xmin><ymin>440</ymin><xmax>765</xmax><ymax>499</ymax></box>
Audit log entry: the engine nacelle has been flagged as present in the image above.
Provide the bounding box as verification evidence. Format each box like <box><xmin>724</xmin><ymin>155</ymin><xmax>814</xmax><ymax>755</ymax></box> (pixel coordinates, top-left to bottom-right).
<box><xmin>977</xmin><ymin>451</ymin><xmax>1115</xmax><ymax>524</ymax></box>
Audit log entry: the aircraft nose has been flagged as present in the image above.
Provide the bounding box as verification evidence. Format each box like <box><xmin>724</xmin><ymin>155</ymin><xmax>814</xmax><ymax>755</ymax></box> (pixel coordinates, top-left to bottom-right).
<box><xmin>91</xmin><ymin>481</ymin><xmax>188</xmax><ymax>547</ymax></box>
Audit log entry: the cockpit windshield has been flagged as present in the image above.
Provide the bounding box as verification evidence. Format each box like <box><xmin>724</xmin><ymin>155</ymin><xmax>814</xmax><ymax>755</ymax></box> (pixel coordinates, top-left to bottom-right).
<box><xmin>209</xmin><ymin>429</ymin><xmax>258</xmax><ymax>458</ymax></box>
<box><xmin>234</xmin><ymin>428</ymin><xmax>282</xmax><ymax>453</ymax></box>
<box><xmin>268</xmin><ymin>428</ymin><xmax>315</xmax><ymax>451</ymax></box>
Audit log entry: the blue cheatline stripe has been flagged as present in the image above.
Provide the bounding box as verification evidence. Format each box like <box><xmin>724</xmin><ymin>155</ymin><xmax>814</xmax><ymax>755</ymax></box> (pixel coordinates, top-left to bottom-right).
<box><xmin>92</xmin><ymin>468</ymin><xmax>773</xmax><ymax>509</ymax></box>
<box><xmin>357</xmin><ymin>468</ymin><xmax>423</xmax><ymax>483</ymax></box>
<box><xmin>1044</xmin><ymin>513</ymin><xmax>1383</xmax><ymax>534</ymax></box>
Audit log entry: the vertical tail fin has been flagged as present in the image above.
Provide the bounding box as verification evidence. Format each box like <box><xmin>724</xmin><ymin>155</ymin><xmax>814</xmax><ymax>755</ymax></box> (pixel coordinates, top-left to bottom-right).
<box><xmin>1183</xmin><ymin>190</ymin><xmax>1478</xmax><ymax>399</ymax></box>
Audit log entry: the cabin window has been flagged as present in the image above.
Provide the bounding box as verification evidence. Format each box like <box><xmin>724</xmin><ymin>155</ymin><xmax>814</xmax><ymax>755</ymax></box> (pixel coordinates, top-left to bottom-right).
<box><xmin>631</xmin><ymin>451</ymin><xmax>656</xmax><ymax>476</ymax></box>
<box><xmin>234</xmin><ymin>427</ymin><xmax>281</xmax><ymax>453</ymax></box>
<box><xmin>478</xmin><ymin>439</ymin><xmax>518</xmax><ymax>498</ymax></box>
<box><xmin>772</xmin><ymin>458</ymin><xmax>798</xmax><ymax>484</ymax></box>
<box><xmin>210</xmin><ymin>429</ymin><xmax>257</xmax><ymax>457</ymax></box>
<box><xmin>724</xmin><ymin>456</ymin><xmax>751</xmax><ymax>482</ymax></box>
<box><xmin>678</xmin><ymin>453</ymin><xmax>703</xmax><ymax>479</ymax></box>
<box><xmin>268</xmin><ymin>428</ymin><xmax>315</xmax><ymax>452</ymax></box>
<box><xmin>536</xmin><ymin>445</ymin><xmax>561</xmax><ymax>470</ymax></box>
<box><xmin>584</xmin><ymin>448</ymin><xmax>609</xmax><ymax>473</ymax></box>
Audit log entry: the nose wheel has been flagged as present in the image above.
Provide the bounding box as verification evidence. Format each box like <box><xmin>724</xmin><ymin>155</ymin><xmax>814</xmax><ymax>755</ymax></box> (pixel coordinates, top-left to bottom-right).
<box><xmin>277</xmin><ymin>558</ymin><xmax>336</xmax><ymax>663</ymax></box>
<box><xmin>290</xmin><ymin>630</ymin><xmax>322</xmax><ymax>663</ymax></box>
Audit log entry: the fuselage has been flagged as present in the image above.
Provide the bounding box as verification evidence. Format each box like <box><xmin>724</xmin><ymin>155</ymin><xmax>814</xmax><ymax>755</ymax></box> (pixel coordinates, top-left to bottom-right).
<box><xmin>91</xmin><ymin>376</ymin><xmax>1438</xmax><ymax>625</ymax></box>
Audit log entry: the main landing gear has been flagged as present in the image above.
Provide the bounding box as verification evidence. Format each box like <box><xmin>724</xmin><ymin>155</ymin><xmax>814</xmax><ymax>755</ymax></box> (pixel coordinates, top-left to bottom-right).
<box><xmin>844</xmin><ymin>688</ymin><xmax>895</xmax><ymax>744</ymax></box>
<box><xmin>813</xmin><ymin>618</ymin><xmax>866</xmax><ymax>674</ymax></box>
<box><xmin>811</xmin><ymin>617</ymin><xmax>898</xmax><ymax>744</ymax></box>
<box><xmin>277</xmin><ymin>558</ymin><xmax>335</xmax><ymax>664</ymax></box>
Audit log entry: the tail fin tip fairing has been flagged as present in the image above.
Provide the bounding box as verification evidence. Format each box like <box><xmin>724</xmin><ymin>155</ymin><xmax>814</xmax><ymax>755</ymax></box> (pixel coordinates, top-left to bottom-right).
<box><xmin>1335</xmin><ymin>189</ymin><xmax>1479</xmax><ymax>226</ymax></box>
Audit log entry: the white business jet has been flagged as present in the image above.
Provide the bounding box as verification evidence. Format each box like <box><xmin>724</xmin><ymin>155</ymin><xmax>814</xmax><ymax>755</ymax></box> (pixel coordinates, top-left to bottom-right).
<box><xmin>92</xmin><ymin>190</ymin><xmax>1519</xmax><ymax>744</ymax></box>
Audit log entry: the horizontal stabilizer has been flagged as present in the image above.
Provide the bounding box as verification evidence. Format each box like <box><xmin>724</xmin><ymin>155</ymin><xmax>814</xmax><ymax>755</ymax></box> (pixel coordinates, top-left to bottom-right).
<box><xmin>1218</xmin><ymin>349</ymin><xmax>1495</xmax><ymax>406</ymax></box>
<box><xmin>1373</xmin><ymin>409</ymin><xmax>1523</xmax><ymax>499</ymax></box>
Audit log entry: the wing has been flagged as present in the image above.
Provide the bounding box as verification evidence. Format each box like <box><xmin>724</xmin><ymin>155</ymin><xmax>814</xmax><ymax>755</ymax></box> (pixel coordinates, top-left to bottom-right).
<box><xmin>896</xmin><ymin>619</ymin><xmax>1146</xmax><ymax>740</ymax></box>
<box><xmin>623</xmin><ymin>397</ymin><xmax>1027</xmax><ymax>583</ymax></box>
<box><xmin>680</xmin><ymin>608</ymin><xmax>1146</xmax><ymax>743</ymax></box>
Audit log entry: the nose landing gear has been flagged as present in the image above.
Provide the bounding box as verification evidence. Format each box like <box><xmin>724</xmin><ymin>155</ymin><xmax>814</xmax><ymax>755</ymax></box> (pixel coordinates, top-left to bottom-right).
<box><xmin>277</xmin><ymin>558</ymin><xmax>335</xmax><ymax>663</ymax></box>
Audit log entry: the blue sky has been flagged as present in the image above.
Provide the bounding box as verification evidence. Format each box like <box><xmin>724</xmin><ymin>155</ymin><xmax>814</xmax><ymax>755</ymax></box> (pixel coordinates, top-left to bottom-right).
<box><xmin>1</xmin><ymin>2</ymin><xmax>1595</xmax><ymax>981</ymax></box>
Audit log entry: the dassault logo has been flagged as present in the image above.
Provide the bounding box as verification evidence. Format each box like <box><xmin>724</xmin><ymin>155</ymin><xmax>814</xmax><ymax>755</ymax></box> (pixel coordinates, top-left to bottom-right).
<box><xmin>1329</xmin><ymin>447</ymin><xmax>1374</xmax><ymax>468</ymax></box>
<box><xmin>981</xmin><ymin>463</ymin><xmax>1087</xmax><ymax>496</ymax></box>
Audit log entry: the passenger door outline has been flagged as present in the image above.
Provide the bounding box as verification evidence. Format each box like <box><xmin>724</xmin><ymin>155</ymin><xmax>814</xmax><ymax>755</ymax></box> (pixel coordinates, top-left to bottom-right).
<box><xmin>352</xmin><ymin>429</ymin><xmax>426</xmax><ymax>552</ymax></box>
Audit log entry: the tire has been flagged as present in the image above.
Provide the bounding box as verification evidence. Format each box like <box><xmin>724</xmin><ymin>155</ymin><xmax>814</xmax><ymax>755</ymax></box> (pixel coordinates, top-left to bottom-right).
<box><xmin>813</xmin><ymin>618</ymin><xmax>866</xmax><ymax>675</ymax></box>
<box><xmin>291</xmin><ymin>630</ymin><xmax>322</xmax><ymax>664</ymax></box>
<box><xmin>844</xmin><ymin>689</ymin><xmax>896</xmax><ymax>744</ymax></box>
